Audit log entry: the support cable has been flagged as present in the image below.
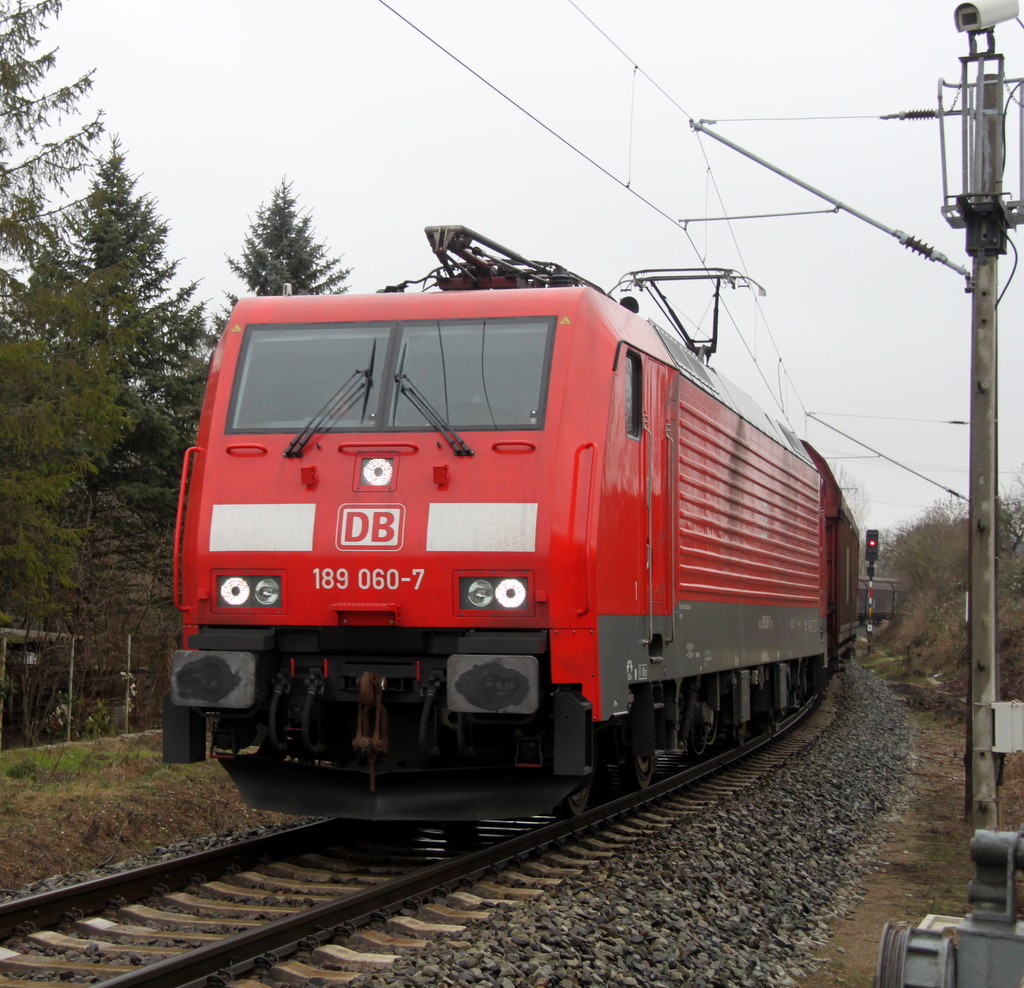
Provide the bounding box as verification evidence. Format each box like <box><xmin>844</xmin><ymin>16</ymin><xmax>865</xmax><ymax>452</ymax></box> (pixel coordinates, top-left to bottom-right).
<box><xmin>564</xmin><ymin>2</ymin><xmax>968</xmax><ymax>282</ymax></box>
<box><xmin>690</xmin><ymin>120</ymin><xmax>970</xmax><ymax>281</ymax></box>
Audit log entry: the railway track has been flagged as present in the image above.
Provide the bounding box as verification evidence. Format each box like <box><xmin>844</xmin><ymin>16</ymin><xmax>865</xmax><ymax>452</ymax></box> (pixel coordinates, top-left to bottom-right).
<box><xmin>0</xmin><ymin>691</ymin><xmax>834</xmax><ymax>988</ymax></box>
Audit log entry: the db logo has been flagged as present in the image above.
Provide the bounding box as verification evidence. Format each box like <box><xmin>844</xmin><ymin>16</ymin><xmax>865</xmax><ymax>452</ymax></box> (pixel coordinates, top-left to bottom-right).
<box><xmin>336</xmin><ymin>504</ymin><xmax>404</xmax><ymax>550</ymax></box>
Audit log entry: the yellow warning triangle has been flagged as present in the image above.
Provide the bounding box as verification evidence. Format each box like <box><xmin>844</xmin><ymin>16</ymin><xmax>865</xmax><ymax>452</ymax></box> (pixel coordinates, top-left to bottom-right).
<box><xmin>559</xmin><ymin>316</ymin><xmax>571</xmax><ymax>324</ymax></box>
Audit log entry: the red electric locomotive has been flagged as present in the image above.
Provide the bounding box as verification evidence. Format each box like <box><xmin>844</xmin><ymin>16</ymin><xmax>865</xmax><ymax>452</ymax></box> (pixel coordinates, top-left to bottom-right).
<box><xmin>165</xmin><ymin>227</ymin><xmax>859</xmax><ymax>820</ymax></box>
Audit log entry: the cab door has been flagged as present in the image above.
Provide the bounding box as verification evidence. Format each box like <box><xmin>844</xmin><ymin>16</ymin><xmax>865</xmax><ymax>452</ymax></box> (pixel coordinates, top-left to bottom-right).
<box><xmin>643</xmin><ymin>359</ymin><xmax>675</xmax><ymax>646</ymax></box>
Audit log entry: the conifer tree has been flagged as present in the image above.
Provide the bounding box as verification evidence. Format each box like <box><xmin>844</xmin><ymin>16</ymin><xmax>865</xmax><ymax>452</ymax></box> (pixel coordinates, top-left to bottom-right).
<box><xmin>227</xmin><ymin>180</ymin><xmax>351</xmax><ymax>296</ymax></box>
<box><xmin>62</xmin><ymin>139</ymin><xmax>211</xmax><ymax>510</ymax></box>
<box><xmin>0</xmin><ymin>0</ymin><xmax>119</xmax><ymax>621</ymax></box>
<box><xmin>36</xmin><ymin>140</ymin><xmax>213</xmax><ymax>682</ymax></box>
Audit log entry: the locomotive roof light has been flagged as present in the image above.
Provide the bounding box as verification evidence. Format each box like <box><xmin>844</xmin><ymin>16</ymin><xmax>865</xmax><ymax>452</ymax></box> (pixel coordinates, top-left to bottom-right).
<box><xmin>362</xmin><ymin>457</ymin><xmax>394</xmax><ymax>487</ymax></box>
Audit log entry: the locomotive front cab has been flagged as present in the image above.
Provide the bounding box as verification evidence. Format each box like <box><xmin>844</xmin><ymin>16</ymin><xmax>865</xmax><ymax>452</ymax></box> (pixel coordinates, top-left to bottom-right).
<box><xmin>167</xmin><ymin>290</ymin><xmax>601</xmax><ymax>820</ymax></box>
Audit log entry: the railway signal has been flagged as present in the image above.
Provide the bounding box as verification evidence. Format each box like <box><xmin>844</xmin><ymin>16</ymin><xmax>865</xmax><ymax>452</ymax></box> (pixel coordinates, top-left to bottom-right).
<box><xmin>864</xmin><ymin>530</ymin><xmax>879</xmax><ymax>639</ymax></box>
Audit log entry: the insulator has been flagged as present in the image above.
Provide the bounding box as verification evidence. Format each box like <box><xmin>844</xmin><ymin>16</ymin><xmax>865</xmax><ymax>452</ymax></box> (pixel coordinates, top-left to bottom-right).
<box><xmin>902</xmin><ymin>236</ymin><xmax>935</xmax><ymax>258</ymax></box>
<box><xmin>881</xmin><ymin>109</ymin><xmax>937</xmax><ymax>120</ymax></box>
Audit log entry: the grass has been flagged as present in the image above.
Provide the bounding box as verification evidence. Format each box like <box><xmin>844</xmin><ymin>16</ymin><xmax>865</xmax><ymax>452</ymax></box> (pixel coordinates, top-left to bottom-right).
<box><xmin>0</xmin><ymin>732</ymin><xmax>290</xmax><ymax>892</ymax></box>
<box><xmin>0</xmin><ymin>733</ymin><xmax>206</xmax><ymax>793</ymax></box>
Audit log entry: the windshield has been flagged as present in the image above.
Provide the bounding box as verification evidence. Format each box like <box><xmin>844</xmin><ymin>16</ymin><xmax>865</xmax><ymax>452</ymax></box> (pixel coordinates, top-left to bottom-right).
<box><xmin>393</xmin><ymin>320</ymin><xmax>550</xmax><ymax>430</ymax></box>
<box><xmin>228</xmin><ymin>324</ymin><xmax>388</xmax><ymax>432</ymax></box>
<box><xmin>227</xmin><ymin>317</ymin><xmax>553</xmax><ymax>434</ymax></box>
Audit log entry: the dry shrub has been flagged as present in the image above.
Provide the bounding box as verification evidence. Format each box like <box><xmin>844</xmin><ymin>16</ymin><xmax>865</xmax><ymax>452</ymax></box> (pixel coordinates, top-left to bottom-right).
<box><xmin>878</xmin><ymin>491</ymin><xmax>1024</xmax><ymax>701</ymax></box>
<box><xmin>1000</xmin><ymin>597</ymin><xmax>1024</xmax><ymax>700</ymax></box>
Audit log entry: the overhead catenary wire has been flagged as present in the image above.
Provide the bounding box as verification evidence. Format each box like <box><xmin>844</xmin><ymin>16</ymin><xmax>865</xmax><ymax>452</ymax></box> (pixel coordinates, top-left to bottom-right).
<box><xmin>810</xmin><ymin>411</ymin><xmax>969</xmax><ymax>425</ymax></box>
<box><xmin>379</xmin><ymin>0</ymin><xmax>965</xmax><ymax>481</ymax></box>
<box><xmin>718</xmin><ymin>294</ymin><xmax>805</xmax><ymax>421</ymax></box>
<box><xmin>565</xmin><ymin>0</ymin><xmax>971</xmax><ymax>440</ymax></box>
<box><xmin>627</xmin><ymin>64</ymin><xmax>638</xmax><ymax>189</ymax></box>
<box><xmin>376</xmin><ymin>0</ymin><xmax>803</xmax><ymax>428</ymax></box>
<box><xmin>566</xmin><ymin>2</ymin><xmax>968</xmax><ymax>282</ymax></box>
<box><xmin>374</xmin><ymin>0</ymin><xmax>708</xmax><ymax>263</ymax></box>
<box><xmin>807</xmin><ymin>412</ymin><xmax>966</xmax><ymax>500</ymax></box>
<box><xmin>692</xmin><ymin>133</ymin><xmax>809</xmax><ymax>419</ymax></box>
<box><xmin>563</xmin><ymin>0</ymin><xmax>839</xmax><ymax>424</ymax></box>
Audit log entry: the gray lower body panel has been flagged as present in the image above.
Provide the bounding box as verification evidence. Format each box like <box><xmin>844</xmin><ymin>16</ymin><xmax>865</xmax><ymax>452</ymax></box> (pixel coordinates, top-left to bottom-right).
<box><xmin>598</xmin><ymin>600</ymin><xmax>823</xmax><ymax>717</ymax></box>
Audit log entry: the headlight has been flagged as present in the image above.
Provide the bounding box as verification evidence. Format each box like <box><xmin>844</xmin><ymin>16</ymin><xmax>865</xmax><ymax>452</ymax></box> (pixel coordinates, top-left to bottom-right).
<box><xmin>254</xmin><ymin>577</ymin><xmax>281</xmax><ymax>605</ymax></box>
<box><xmin>495</xmin><ymin>578</ymin><xmax>527</xmax><ymax>608</ymax></box>
<box><xmin>215</xmin><ymin>574</ymin><xmax>284</xmax><ymax>610</ymax></box>
<box><xmin>466</xmin><ymin>579</ymin><xmax>495</xmax><ymax>607</ymax></box>
<box><xmin>459</xmin><ymin>574</ymin><xmax>531</xmax><ymax>612</ymax></box>
<box><xmin>361</xmin><ymin>457</ymin><xmax>394</xmax><ymax>487</ymax></box>
<box><xmin>220</xmin><ymin>577</ymin><xmax>250</xmax><ymax>606</ymax></box>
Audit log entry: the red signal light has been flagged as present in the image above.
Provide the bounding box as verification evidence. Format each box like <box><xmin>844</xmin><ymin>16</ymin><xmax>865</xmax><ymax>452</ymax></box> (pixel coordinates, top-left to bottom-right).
<box><xmin>865</xmin><ymin>529</ymin><xmax>879</xmax><ymax>562</ymax></box>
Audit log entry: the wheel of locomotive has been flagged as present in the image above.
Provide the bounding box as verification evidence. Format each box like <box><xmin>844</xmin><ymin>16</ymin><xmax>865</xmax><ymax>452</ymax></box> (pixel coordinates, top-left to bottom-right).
<box><xmin>556</xmin><ymin>776</ymin><xmax>594</xmax><ymax>818</ymax></box>
<box><xmin>732</xmin><ymin>721</ymin><xmax>749</xmax><ymax>746</ymax></box>
<box><xmin>621</xmin><ymin>754</ymin><xmax>655</xmax><ymax>791</ymax></box>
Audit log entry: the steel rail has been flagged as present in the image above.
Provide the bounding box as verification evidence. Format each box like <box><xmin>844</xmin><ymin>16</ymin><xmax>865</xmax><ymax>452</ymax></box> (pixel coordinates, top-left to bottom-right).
<box><xmin>0</xmin><ymin>818</ymin><xmax>365</xmax><ymax>941</ymax></box>
<box><xmin>89</xmin><ymin>695</ymin><xmax>820</xmax><ymax>988</ymax></box>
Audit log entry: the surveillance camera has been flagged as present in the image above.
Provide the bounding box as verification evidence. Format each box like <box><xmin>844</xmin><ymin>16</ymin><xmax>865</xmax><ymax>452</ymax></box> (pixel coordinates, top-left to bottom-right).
<box><xmin>955</xmin><ymin>0</ymin><xmax>1019</xmax><ymax>31</ymax></box>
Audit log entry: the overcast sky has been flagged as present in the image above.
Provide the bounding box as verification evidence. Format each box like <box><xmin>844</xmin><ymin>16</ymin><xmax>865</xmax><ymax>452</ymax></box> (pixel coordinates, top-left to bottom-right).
<box><xmin>42</xmin><ymin>0</ymin><xmax>1024</xmax><ymax>534</ymax></box>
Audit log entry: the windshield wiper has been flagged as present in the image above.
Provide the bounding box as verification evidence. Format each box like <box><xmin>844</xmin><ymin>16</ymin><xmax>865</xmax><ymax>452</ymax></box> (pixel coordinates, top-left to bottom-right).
<box><xmin>395</xmin><ymin>373</ymin><xmax>474</xmax><ymax>456</ymax></box>
<box><xmin>284</xmin><ymin>343</ymin><xmax>376</xmax><ymax>458</ymax></box>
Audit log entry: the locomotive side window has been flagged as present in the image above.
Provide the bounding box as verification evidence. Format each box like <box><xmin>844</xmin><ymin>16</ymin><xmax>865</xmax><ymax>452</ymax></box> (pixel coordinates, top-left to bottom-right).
<box><xmin>391</xmin><ymin>318</ymin><xmax>552</xmax><ymax>430</ymax></box>
<box><xmin>228</xmin><ymin>324</ymin><xmax>389</xmax><ymax>432</ymax></box>
<box><xmin>625</xmin><ymin>350</ymin><xmax>643</xmax><ymax>439</ymax></box>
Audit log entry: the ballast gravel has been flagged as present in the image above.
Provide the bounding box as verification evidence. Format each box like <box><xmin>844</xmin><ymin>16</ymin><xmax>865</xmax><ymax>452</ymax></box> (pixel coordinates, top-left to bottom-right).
<box><xmin>377</xmin><ymin>662</ymin><xmax>912</xmax><ymax>988</ymax></box>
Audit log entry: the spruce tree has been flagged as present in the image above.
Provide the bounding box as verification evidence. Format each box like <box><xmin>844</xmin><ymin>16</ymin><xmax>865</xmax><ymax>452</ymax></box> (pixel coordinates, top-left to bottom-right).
<box><xmin>0</xmin><ymin>0</ymin><xmax>119</xmax><ymax>622</ymax></box>
<box><xmin>21</xmin><ymin>140</ymin><xmax>214</xmax><ymax>694</ymax></box>
<box><xmin>227</xmin><ymin>180</ymin><xmax>351</xmax><ymax>296</ymax></box>
<box><xmin>62</xmin><ymin>139</ymin><xmax>212</xmax><ymax>509</ymax></box>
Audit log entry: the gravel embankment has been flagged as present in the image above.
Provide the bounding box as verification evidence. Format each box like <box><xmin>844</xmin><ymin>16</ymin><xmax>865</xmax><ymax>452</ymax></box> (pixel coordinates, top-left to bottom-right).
<box><xmin>381</xmin><ymin>662</ymin><xmax>911</xmax><ymax>988</ymax></box>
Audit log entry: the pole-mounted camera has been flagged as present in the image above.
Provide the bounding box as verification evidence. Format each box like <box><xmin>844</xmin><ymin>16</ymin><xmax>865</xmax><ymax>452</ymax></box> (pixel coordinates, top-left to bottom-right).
<box><xmin>954</xmin><ymin>0</ymin><xmax>1019</xmax><ymax>32</ymax></box>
